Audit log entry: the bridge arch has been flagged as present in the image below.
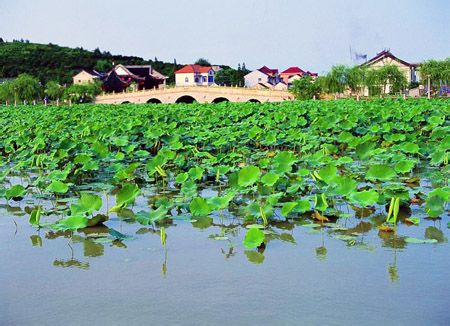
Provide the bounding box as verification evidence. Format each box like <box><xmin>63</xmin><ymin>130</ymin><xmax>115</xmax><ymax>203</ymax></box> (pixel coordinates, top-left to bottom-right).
<box><xmin>248</xmin><ymin>99</ymin><xmax>261</xmax><ymax>103</ymax></box>
<box><xmin>211</xmin><ymin>97</ymin><xmax>230</xmax><ymax>103</ymax></box>
<box><xmin>147</xmin><ymin>98</ymin><xmax>162</xmax><ymax>104</ymax></box>
<box><xmin>175</xmin><ymin>95</ymin><xmax>197</xmax><ymax>104</ymax></box>
<box><xmin>121</xmin><ymin>101</ymin><xmax>131</xmax><ymax>104</ymax></box>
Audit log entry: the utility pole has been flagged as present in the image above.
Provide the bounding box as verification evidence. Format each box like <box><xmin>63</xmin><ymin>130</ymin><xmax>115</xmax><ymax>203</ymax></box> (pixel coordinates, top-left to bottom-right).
<box><xmin>427</xmin><ymin>75</ymin><xmax>431</xmax><ymax>99</ymax></box>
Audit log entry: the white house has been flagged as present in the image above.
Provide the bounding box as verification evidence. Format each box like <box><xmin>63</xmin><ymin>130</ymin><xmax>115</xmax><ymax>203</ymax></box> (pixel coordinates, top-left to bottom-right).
<box><xmin>244</xmin><ymin>66</ymin><xmax>280</xmax><ymax>88</ymax></box>
<box><xmin>360</xmin><ymin>50</ymin><xmax>419</xmax><ymax>95</ymax></box>
<box><xmin>175</xmin><ymin>64</ymin><xmax>215</xmax><ymax>86</ymax></box>
<box><xmin>72</xmin><ymin>69</ymin><xmax>104</xmax><ymax>85</ymax></box>
<box><xmin>362</xmin><ymin>50</ymin><xmax>418</xmax><ymax>84</ymax></box>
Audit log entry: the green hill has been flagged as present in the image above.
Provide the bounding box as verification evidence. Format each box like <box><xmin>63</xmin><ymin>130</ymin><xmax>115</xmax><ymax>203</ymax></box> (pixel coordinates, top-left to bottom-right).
<box><xmin>0</xmin><ymin>39</ymin><xmax>182</xmax><ymax>84</ymax></box>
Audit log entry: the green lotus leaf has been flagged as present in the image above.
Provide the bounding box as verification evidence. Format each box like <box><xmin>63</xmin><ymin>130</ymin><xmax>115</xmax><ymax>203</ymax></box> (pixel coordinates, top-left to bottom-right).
<box><xmin>243</xmin><ymin>228</ymin><xmax>265</xmax><ymax>249</ymax></box>
<box><xmin>71</xmin><ymin>193</ymin><xmax>102</xmax><ymax>216</ymax></box>
<box><xmin>394</xmin><ymin>160</ymin><xmax>415</xmax><ymax>174</ymax></box>
<box><xmin>188</xmin><ymin>166</ymin><xmax>204</xmax><ymax>180</ymax></box>
<box><xmin>47</xmin><ymin>180</ymin><xmax>69</xmax><ymax>194</ymax></box>
<box><xmin>29</xmin><ymin>206</ymin><xmax>42</xmax><ymax>226</ymax></box>
<box><xmin>331</xmin><ymin>176</ymin><xmax>358</xmax><ymax>197</ymax></box>
<box><xmin>293</xmin><ymin>199</ymin><xmax>311</xmax><ymax>214</ymax></box>
<box><xmin>5</xmin><ymin>184</ymin><xmax>27</xmax><ymax>200</ymax></box>
<box><xmin>366</xmin><ymin>164</ymin><xmax>397</xmax><ymax>182</ymax></box>
<box><xmin>425</xmin><ymin>195</ymin><xmax>445</xmax><ymax>218</ymax></box>
<box><xmin>404</xmin><ymin>237</ymin><xmax>438</xmax><ymax>244</ymax></box>
<box><xmin>318</xmin><ymin>165</ymin><xmax>337</xmax><ymax>184</ymax></box>
<box><xmin>261</xmin><ymin>172</ymin><xmax>280</xmax><ymax>186</ymax></box>
<box><xmin>350</xmin><ymin>190</ymin><xmax>379</xmax><ymax>207</ymax></box>
<box><xmin>189</xmin><ymin>197</ymin><xmax>213</xmax><ymax>216</ymax></box>
<box><xmin>314</xmin><ymin>193</ymin><xmax>328</xmax><ymax>211</ymax></box>
<box><xmin>175</xmin><ymin>172</ymin><xmax>189</xmax><ymax>184</ymax></box>
<box><xmin>281</xmin><ymin>202</ymin><xmax>298</xmax><ymax>217</ymax></box>
<box><xmin>136</xmin><ymin>206</ymin><xmax>168</xmax><ymax>225</ymax></box>
<box><xmin>273</xmin><ymin>151</ymin><xmax>297</xmax><ymax>173</ymax></box>
<box><xmin>400</xmin><ymin>142</ymin><xmax>420</xmax><ymax>154</ymax></box>
<box><xmin>109</xmin><ymin>183</ymin><xmax>140</xmax><ymax>212</ymax></box>
<box><xmin>356</xmin><ymin>141</ymin><xmax>376</xmax><ymax>160</ymax></box>
<box><xmin>238</xmin><ymin>166</ymin><xmax>260</xmax><ymax>187</ymax></box>
<box><xmin>54</xmin><ymin>216</ymin><xmax>88</xmax><ymax>231</ymax></box>
<box><xmin>207</xmin><ymin>192</ymin><xmax>235</xmax><ymax>210</ymax></box>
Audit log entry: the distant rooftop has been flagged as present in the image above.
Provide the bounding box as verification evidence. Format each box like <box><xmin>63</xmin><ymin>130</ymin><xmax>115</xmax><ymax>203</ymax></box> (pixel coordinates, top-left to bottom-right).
<box><xmin>258</xmin><ymin>66</ymin><xmax>279</xmax><ymax>76</ymax></box>
<box><xmin>280</xmin><ymin>67</ymin><xmax>305</xmax><ymax>75</ymax></box>
<box><xmin>175</xmin><ymin>64</ymin><xmax>213</xmax><ymax>74</ymax></box>
<box><xmin>364</xmin><ymin>49</ymin><xmax>417</xmax><ymax>68</ymax></box>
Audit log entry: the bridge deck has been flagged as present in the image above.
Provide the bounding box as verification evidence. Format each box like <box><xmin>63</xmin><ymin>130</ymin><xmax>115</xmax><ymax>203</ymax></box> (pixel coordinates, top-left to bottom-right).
<box><xmin>95</xmin><ymin>86</ymin><xmax>294</xmax><ymax>104</ymax></box>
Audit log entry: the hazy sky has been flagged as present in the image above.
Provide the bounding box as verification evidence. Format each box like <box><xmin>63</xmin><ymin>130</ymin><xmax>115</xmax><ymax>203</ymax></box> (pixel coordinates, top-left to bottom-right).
<box><xmin>1</xmin><ymin>0</ymin><xmax>448</xmax><ymax>74</ymax></box>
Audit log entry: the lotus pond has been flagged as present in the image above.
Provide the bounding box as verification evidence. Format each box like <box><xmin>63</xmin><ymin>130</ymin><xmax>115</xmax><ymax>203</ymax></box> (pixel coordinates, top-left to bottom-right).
<box><xmin>1</xmin><ymin>99</ymin><xmax>449</xmax><ymax>325</ymax></box>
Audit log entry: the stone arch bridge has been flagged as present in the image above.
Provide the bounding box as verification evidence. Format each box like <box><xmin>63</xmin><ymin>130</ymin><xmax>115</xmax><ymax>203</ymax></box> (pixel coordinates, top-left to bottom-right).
<box><xmin>94</xmin><ymin>86</ymin><xmax>294</xmax><ymax>104</ymax></box>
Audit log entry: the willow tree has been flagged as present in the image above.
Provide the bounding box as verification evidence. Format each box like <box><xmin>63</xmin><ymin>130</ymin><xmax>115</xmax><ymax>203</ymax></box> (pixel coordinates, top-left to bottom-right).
<box><xmin>290</xmin><ymin>75</ymin><xmax>322</xmax><ymax>100</ymax></box>
<box><xmin>377</xmin><ymin>65</ymin><xmax>407</xmax><ymax>94</ymax></box>
<box><xmin>324</xmin><ymin>65</ymin><xmax>349</xmax><ymax>94</ymax></box>
<box><xmin>45</xmin><ymin>81</ymin><xmax>65</xmax><ymax>100</ymax></box>
<box><xmin>420</xmin><ymin>58</ymin><xmax>450</xmax><ymax>95</ymax></box>
<box><xmin>347</xmin><ymin>66</ymin><xmax>365</xmax><ymax>94</ymax></box>
<box><xmin>0</xmin><ymin>74</ymin><xmax>42</xmax><ymax>103</ymax></box>
<box><xmin>0</xmin><ymin>80</ymin><xmax>14</xmax><ymax>102</ymax></box>
<box><xmin>364</xmin><ymin>69</ymin><xmax>382</xmax><ymax>96</ymax></box>
<box><xmin>63</xmin><ymin>81</ymin><xmax>102</xmax><ymax>104</ymax></box>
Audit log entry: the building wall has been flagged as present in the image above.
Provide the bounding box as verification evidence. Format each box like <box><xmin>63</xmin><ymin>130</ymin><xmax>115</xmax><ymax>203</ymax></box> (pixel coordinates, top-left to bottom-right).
<box><xmin>115</xmin><ymin>66</ymin><xmax>130</xmax><ymax>76</ymax></box>
<box><xmin>176</xmin><ymin>73</ymin><xmax>193</xmax><ymax>86</ymax></box>
<box><xmin>366</xmin><ymin>57</ymin><xmax>415</xmax><ymax>83</ymax></box>
<box><xmin>175</xmin><ymin>70</ymin><xmax>215</xmax><ymax>87</ymax></box>
<box><xmin>73</xmin><ymin>71</ymin><xmax>96</xmax><ymax>85</ymax></box>
<box><xmin>244</xmin><ymin>70</ymin><xmax>268</xmax><ymax>88</ymax></box>
<box><xmin>274</xmin><ymin>82</ymin><xmax>288</xmax><ymax>90</ymax></box>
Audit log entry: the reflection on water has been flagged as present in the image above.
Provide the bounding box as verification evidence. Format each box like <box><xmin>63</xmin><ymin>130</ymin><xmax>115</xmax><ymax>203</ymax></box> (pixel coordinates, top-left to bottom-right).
<box><xmin>245</xmin><ymin>250</ymin><xmax>265</xmax><ymax>264</ymax></box>
<box><xmin>388</xmin><ymin>253</ymin><xmax>400</xmax><ymax>283</ymax></box>
<box><xmin>0</xmin><ymin>186</ymin><xmax>448</xmax><ymax>287</ymax></box>
<box><xmin>30</xmin><ymin>235</ymin><xmax>42</xmax><ymax>247</ymax></box>
<box><xmin>379</xmin><ymin>231</ymin><xmax>407</xmax><ymax>249</ymax></box>
<box><xmin>315</xmin><ymin>246</ymin><xmax>328</xmax><ymax>260</ymax></box>
<box><xmin>425</xmin><ymin>226</ymin><xmax>448</xmax><ymax>243</ymax></box>
<box><xmin>53</xmin><ymin>258</ymin><xmax>90</xmax><ymax>270</ymax></box>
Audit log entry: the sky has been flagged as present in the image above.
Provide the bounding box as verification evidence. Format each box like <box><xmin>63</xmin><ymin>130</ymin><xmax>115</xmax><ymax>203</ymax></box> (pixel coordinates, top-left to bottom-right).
<box><xmin>0</xmin><ymin>0</ymin><xmax>449</xmax><ymax>74</ymax></box>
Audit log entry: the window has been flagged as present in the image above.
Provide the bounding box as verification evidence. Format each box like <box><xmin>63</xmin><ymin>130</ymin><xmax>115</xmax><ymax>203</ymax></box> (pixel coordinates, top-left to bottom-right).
<box><xmin>195</xmin><ymin>77</ymin><xmax>199</xmax><ymax>82</ymax></box>
<box><xmin>203</xmin><ymin>76</ymin><xmax>207</xmax><ymax>82</ymax></box>
<box><xmin>185</xmin><ymin>77</ymin><xmax>189</xmax><ymax>83</ymax></box>
<box><xmin>258</xmin><ymin>78</ymin><xmax>262</xmax><ymax>82</ymax></box>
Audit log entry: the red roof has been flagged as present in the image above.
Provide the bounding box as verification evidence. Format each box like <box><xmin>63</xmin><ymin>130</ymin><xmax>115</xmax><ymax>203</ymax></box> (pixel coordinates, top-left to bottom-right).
<box><xmin>258</xmin><ymin>66</ymin><xmax>278</xmax><ymax>76</ymax></box>
<box><xmin>306</xmin><ymin>71</ymin><xmax>318</xmax><ymax>77</ymax></box>
<box><xmin>175</xmin><ymin>64</ymin><xmax>212</xmax><ymax>74</ymax></box>
<box><xmin>280</xmin><ymin>67</ymin><xmax>305</xmax><ymax>76</ymax></box>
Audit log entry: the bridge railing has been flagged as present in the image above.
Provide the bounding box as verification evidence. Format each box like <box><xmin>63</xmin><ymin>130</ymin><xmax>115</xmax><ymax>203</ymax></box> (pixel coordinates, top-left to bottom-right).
<box><xmin>96</xmin><ymin>85</ymin><xmax>292</xmax><ymax>99</ymax></box>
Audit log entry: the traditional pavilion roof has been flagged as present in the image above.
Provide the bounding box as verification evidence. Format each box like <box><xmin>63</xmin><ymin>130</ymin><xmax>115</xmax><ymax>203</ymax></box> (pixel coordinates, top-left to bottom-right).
<box><xmin>113</xmin><ymin>64</ymin><xmax>167</xmax><ymax>80</ymax></box>
<box><xmin>363</xmin><ymin>50</ymin><xmax>417</xmax><ymax>68</ymax></box>
<box><xmin>102</xmin><ymin>64</ymin><xmax>166</xmax><ymax>93</ymax></box>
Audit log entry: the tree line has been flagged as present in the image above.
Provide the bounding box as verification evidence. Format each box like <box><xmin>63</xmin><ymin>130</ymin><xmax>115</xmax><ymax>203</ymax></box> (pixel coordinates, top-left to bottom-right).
<box><xmin>0</xmin><ymin>74</ymin><xmax>102</xmax><ymax>104</ymax></box>
<box><xmin>291</xmin><ymin>58</ymin><xmax>449</xmax><ymax>100</ymax></box>
<box><xmin>0</xmin><ymin>39</ymin><xmax>183</xmax><ymax>85</ymax></box>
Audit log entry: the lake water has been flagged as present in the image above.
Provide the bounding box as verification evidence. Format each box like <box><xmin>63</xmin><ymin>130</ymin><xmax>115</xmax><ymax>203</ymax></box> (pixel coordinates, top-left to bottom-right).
<box><xmin>1</xmin><ymin>196</ymin><xmax>449</xmax><ymax>325</ymax></box>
